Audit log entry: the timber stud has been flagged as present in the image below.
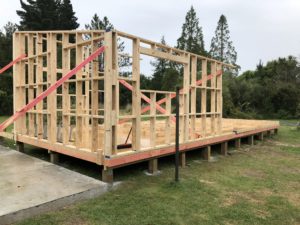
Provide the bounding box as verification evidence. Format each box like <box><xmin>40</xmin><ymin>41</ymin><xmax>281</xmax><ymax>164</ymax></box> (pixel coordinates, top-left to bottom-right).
<box><xmin>1</xmin><ymin>30</ymin><xmax>279</xmax><ymax>177</ymax></box>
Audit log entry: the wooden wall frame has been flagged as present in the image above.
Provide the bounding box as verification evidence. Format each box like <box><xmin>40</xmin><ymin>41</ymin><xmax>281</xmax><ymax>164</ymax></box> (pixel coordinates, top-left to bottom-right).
<box><xmin>9</xmin><ymin>30</ymin><xmax>278</xmax><ymax>169</ymax></box>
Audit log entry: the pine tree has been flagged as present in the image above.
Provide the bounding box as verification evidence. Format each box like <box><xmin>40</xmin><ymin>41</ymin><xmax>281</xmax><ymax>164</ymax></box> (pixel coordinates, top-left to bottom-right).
<box><xmin>0</xmin><ymin>22</ymin><xmax>17</xmax><ymax>67</ymax></box>
<box><xmin>0</xmin><ymin>22</ymin><xmax>17</xmax><ymax>115</ymax></box>
<box><xmin>85</xmin><ymin>14</ymin><xmax>129</xmax><ymax>68</ymax></box>
<box><xmin>84</xmin><ymin>14</ymin><xmax>113</xmax><ymax>31</ymax></box>
<box><xmin>150</xmin><ymin>36</ymin><xmax>169</xmax><ymax>89</ymax></box>
<box><xmin>58</xmin><ymin>0</ymin><xmax>79</xmax><ymax>30</ymax></box>
<box><xmin>17</xmin><ymin>0</ymin><xmax>79</xmax><ymax>30</ymax></box>
<box><xmin>177</xmin><ymin>6</ymin><xmax>206</xmax><ymax>55</ymax></box>
<box><xmin>209</xmin><ymin>15</ymin><xmax>237</xmax><ymax>66</ymax></box>
<box><xmin>150</xmin><ymin>36</ymin><xmax>181</xmax><ymax>91</ymax></box>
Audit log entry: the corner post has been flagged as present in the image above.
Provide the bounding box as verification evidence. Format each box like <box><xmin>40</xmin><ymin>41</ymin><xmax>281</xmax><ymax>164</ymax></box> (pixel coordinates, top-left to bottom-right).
<box><xmin>131</xmin><ymin>37</ymin><xmax>141</xmax><ymax>151</ymax></box>
<box><xmin>104</xmin><ymin>31</ymin><xmax>114</xmax><ymax>157</ymax></box>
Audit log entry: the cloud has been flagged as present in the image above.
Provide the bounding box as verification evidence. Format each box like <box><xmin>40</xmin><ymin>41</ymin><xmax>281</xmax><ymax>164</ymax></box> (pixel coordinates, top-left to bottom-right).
<box><xmin>1</xmin><ymin>0</ymin><xmax>299</xmax><ymax>73</ymax></box>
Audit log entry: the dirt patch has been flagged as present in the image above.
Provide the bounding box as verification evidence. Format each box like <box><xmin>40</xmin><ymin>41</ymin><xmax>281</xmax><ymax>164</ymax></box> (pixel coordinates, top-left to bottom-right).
<box><xmin>63</xmin><ymin>217</ymin><xmax>90</xmax><ymax>225</ymax></box>
<box><xmin>259</xmin><ymin>188</ymin><xmax>273</xmax><ymax>196</ymax></box>
<box><xmin>268</xmin><ymin>140</ymin><xmax>300</xmax><ymax>148</ymax></box>
<box><xmin>283</xmin><ymin>192</ymin><xmax>300</xmax><ymax>207</ymax></box>
<box><xmin>222</xmin><ymin>190</ymin><xmax>268</xmax><ymax>207</ymax></box>
<box><xmin>222</xmin><ymin>195</ymin><xmax>237</xmax><ymax>207</ymax></box>
<box><xmin>253</xmin><ymin>208</ymin><xmax>271</xmax><ymax>219</ymax></box>
<box><xmin>242</xmin><ymin>169</ymin><xmax>266</xmax><ymax>179</ymax></box>
<box><xmin>198</xmin><ymin>179</ymin><xmax>216</xmax><ymax>185</ymax></box>
<box><xmin>280</xmin><ymin>167</ymin><xmax>300</xmax><ymax>175</ymax></box>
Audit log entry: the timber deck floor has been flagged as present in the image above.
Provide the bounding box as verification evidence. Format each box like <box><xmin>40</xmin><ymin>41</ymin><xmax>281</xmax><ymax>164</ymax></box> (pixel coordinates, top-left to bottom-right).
<box><xmin>2</xmin><ymin>118</ymin><xmax>279</xmax><ymax>170</ymax></box>
<box><xmin>104</xmin><ymin>118</ymin><xmax>279</xmax><ymax>168</ymax></box>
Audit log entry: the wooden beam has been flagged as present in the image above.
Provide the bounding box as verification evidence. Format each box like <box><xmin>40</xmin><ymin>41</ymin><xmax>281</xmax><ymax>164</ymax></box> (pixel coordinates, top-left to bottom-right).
<box><xmin>91</xmin><ymin>33</ymin><xmax>100</xmax><ymax>152</ymax></box>
<box><xmin>62</xmin><ymin>33</ymin><xmax>70</xmax><ymax>145</ymax></box>
<box><xmin>190</xmin><ymin>56</ymin><xmax>197</xmax><ymax>140</ymax></box>
<box><xmin>258</xmin><ymin>132</ymin><xmax>264</xmax><ymax>141</ymax></box>
<box><xmin>148</xmin><ymin>158</ymin><xmax>158</xmax><ymax>174</ymax></box>
<box><xmin>111</xmin><ymin>32</ymin><xmax>119</xmax><ymax>155</ymax></box>
<box><xmin>201</xmin><ymin>60</ymin><xmax>207</xmax><ymax>137</ymax></box>
<box><xmin>248</xmin><ymin>135</ymin><xmax>254</xmax><ymax>146</ymax></box>
<box><xmin>235</xmin><ymin>138</ymin><xmax>241</xmax><ymax>149</ymax></box>
<box><xmin>150</xmin><ymin>92</ymin><xmax>156</xmax><ymax>147</ymax></box>
<box><xmin>104</xmin><ymin>32</ymin><xmax>113</xmax><ymax>156</ymax></box>
<box><xmin>180</xmin><ymin>152</ymin><xmax>186</xmax><ymax>168</ymax></box>
<box><xmin>75</xmin><ymin>33</ymin><xmax>84</xmax><ymax>147</ymax></box>
<box><xmin>50</xmin><ymin>151</ymin><xmax>59</xmax><ymax>164</ymax></box>
<box><xmin>202</xmin><ymin>146</ymin><xmax>211</xmax><ymax>161</ymax></box>
<box><xmin>102</xmin><ymin>168</ymin><xmax>113</xmax><ymax>183</ymax></box>
<box><xmin>210</xmin><ymin>62</ymin><xmax>216</xmax><ymax>136</ymax></box>
<box><xmin>0</xmin><ymin>46</ymin><xmax>105</xmax><ymax>132</ymax></box>
<box><xmin>16</xmin><ymin>141</ymin><xmax>24</xmax><ymax>153</ymax></box>
<box><xmin>131</xmin><ymin>38</ymin><xmax>141</xmax><ymax>151</ymax></box>
<box><xmin>183</xmin><ymin>54</ymin><xmax>190</xmax><ymax>142</ymax></box>
<box><xmin>221</xmin><ymin>142</ymin><xmax>228</xmax><ymax>156</ymax></box>
<box><xmin>140</xmin><ymin>47</ymin><xmax>189</xmax><ymax>64</ymax></box>
<box><xmin>36</xmin><ymin>34</ymin><xmax>44</xmax><ymax>139</ymax></box>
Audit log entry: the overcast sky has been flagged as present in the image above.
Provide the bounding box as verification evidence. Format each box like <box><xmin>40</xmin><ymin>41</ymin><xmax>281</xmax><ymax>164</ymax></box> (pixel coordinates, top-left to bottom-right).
<box><xmin>1</xmin><ymin>0</ymin><xmax>300</xmax><ymax>75</ymax></box>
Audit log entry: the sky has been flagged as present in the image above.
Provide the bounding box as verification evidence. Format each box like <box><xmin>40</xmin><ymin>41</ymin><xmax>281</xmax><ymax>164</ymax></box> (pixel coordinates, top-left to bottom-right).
<box><xmin>1</xmin><ymin>0</ymin><xmax>300</xmax><ymax>75</ymax></box>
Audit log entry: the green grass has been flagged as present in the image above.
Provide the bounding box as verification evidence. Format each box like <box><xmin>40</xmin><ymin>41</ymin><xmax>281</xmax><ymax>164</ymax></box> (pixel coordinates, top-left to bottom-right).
<box><xmin>0</xmin><ymin>116</ymin><xmax>15</xmax><ymax>149</ymax></box>
<box><xmin>11</xmin><ymin>123</ymin><xmax>300</xmax><ymax>225</ymax></box>
<box><xmin>0</xmin><ymin>116</ymin><xmax>14</xmax><ymax>133</ymax></box>
<box><xmin>273</xmin><ymin>126</ymin><xmax>300</xmax><ymax>146</ymax></box>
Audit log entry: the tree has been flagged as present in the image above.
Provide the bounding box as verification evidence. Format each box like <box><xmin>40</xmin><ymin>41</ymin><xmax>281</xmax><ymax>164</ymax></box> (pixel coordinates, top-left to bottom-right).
<box><xmin>85</xmin><ymin>13</ymin><xmax>129</xmax><ymax>69</ymax></box>
<box><xmin>227</xmin><ymin>56</ymin><xmax>300</xmax><ymax>119</ymax></box>
<box><xmin>149</xmin><ymin>36</ymin><xmax>181</xmax><ymax>91</ymax></box>
<box><xmin>177</xmin><ymin>6</ymin><xmax>206</xmax><ymax>55</ymax></box>
<box><xmin>150</xmin><ymin>36</ymin><xmax>169</xmax><ymax>90</ymax></box>
<box><xmin>0</xmin><ymin>22</ymin><xmax>17</xmax><ymax>67</ymax></box>
<box><xmin>210</xmin><ymin>15</ymin><xmax>237</xmax><ymax>67</ymax></box>
<box><xmin>85</xmin><ymin>14</ymin><xmax>113</xmax><ymax>31</ymax></box>
<box><xmin>17</xmin><ymin>0</ymin><xmax>79</xmax><ymax>30</ymax></box>
<box><xmin>0</xmin><ymin>22</ymin><xmax>17</xmax><ymax>115</ymax></box>
<box><xmin>58</xmin><ymin>0</ymin><xmax>79</xmax><ymax>30</ymax></box>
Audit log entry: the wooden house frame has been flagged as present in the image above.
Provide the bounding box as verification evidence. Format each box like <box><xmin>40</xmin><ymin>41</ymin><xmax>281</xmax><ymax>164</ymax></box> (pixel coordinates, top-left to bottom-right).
<box><xmin>0</xmin><ymin>30</ymin><xmax>279</xmax><ymax>182</ymax></box>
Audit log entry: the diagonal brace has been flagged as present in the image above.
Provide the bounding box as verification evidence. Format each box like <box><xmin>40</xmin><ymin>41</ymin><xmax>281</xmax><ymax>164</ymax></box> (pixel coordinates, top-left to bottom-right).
<box><xmin>0</xmin><ymin>54</ymin><xmax>27</xmax><ymax>74</ymax></box>
<box><xmin>0</xmin><ymin>46</ymin><xmax>105</xmax><ymax>132</ymax></box>
<box><xmin>119</xmin><ymin>70</ymin><xmax>222</xmax><ymax>124</ymax></box>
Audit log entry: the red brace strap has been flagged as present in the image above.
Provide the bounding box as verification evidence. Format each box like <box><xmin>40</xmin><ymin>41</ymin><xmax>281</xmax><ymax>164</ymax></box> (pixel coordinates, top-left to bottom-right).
<box><xmin>0</xmin><ymin>46</ymin><xmax>105</xmax><ymax>132</ymax></box>
<box><xmin>0</xmin><ymin>54</ymin><xmax>27</xmax><ymax>74</ymax></box>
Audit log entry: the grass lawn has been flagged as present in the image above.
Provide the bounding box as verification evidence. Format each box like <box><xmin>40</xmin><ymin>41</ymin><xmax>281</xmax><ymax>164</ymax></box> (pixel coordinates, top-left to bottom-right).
<box><xmin>0</xmin><ymin>116</ymin><xmax>15</xmax><ymax>149</ymax></box>
<box><xmin>1</xmin><ymin>122</ymin><xmax>298</xmax><ymax>225</ymax></box>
